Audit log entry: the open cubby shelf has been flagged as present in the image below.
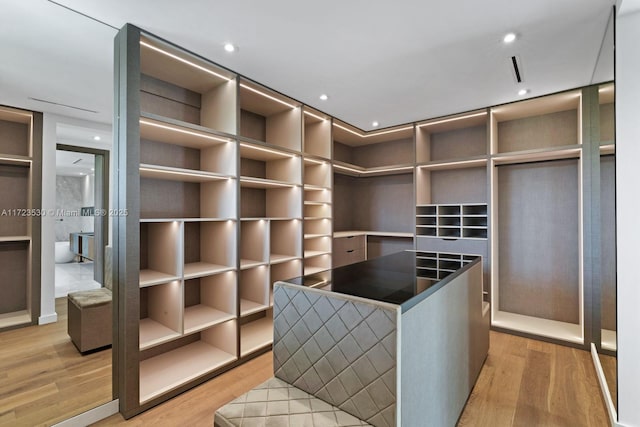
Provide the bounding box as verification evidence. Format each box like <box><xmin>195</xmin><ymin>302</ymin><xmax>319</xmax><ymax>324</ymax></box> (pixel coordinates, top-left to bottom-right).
<box><xmin>303</xmin><ymin>108</ymin><xmax>331</xmax><ymax>159</ymax></box>
<box><xmin>139</xmin><ymin>320</ymin><xmax>238</xmax><ymax>404</ymax></box>
<box><xmin>416</xmin><ymin>204</ymin><xmax>487</xmax><ymax>239</ymax></box>
<box><xmin>240</xmin><ymin>314</ymin><xmax>274</xmax><ymax>357</ymax></box>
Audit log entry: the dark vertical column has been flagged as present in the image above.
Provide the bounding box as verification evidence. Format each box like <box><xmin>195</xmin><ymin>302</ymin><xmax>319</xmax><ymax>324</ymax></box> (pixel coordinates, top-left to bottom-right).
<box><xmin>582</xmin><ymin>85</ymin><xmax>601</xmax><ymax>349</ymax></box>
<box><xmin>113</xmin><ymin>23</ymin><xmax>142</xmax><ymax>417</ymax></box>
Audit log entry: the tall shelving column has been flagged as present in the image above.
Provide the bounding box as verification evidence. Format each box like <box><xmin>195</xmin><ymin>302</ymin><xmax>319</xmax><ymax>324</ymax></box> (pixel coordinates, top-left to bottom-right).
<box><xmin>115</xmin><ymin>26</ymin><xmax>239</xmax><ymax>416</ymax></box>
<box><xmin>0</xmin><ymin>106</ymin><xmax>41</xmax><ymax>331</ymax></box>
<box><xmin>238</xmin><ymin>79</ymin><xmax>303</xmax><ymax>358</ymax></box>
<box><xmin>489</xmin><ymin>90</ymin><xmax>584</xmax><ymax>344</ymax></box>
<box><xmin>414</xmin><ymin>110</ymin><xmax>490</xmax><ymax>305</ymax></box>
<box><xmin>302</xmin><ymin>107</ymin><xmax>332</xmax><ymax>275</ymax></box>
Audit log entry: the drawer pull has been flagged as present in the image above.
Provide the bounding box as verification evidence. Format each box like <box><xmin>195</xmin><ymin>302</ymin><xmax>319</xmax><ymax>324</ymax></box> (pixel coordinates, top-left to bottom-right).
<box><xmin>347</xmin><ymin>249</ymin><xmax>354</xmax><ymax>253</ymax></box>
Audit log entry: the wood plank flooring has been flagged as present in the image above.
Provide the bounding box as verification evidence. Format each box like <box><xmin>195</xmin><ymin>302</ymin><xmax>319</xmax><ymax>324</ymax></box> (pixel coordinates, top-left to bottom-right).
<box><xmin>0</xmin><ymin>298</ymin><xmax>112</xmax><ymax>427</ymax></box>
<box><xmin>95</xmin><ymin>331</ymin><xmax>609</xmax><ymax>427</ymax></box>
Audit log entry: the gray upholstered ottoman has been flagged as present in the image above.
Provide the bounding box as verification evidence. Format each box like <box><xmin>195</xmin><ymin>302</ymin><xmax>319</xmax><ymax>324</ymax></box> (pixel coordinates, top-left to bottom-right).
<box><xmin>67</xmin><ymin>287</ymin><xmax>112</xmax><ymax>353</ymax></box>
<box><xmin>214</xmin><ymin>377</ymin><xmax>371</xmax><ymax>427</ymax></box>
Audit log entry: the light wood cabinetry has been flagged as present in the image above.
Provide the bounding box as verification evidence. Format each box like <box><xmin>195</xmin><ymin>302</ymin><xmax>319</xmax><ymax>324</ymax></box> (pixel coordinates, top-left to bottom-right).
<box><xmin>0</xmin><ymin>106</ymin><xmax>41</xmax><ymax>331</ymax></box>
<box><xmin>115</xmin><ymin>24</ymin><xmax>613</xmax><ymax>418</ymax></box>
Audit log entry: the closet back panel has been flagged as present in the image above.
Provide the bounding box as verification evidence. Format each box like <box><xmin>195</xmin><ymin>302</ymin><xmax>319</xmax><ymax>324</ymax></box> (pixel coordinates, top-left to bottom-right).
<box><xmin>0</xmin><ymin>165</ymin><xmax>29</xmax><ymax>236</ymax></box>
<box><xmin>352</xmin><ymin>138</ymin><xmax>414</xmax><ymax>167</ymax></box>
<box><xmin>430</xmin><ymin>125</ymin><xmax>486</xmax><ymax>161</ymax></box>
<box><xmin>600</xmin><ymin>155</ymin><xmax>616</xmax><ymax>330</ymax></box>
<box><xmin>600</xmin><ymin>103</ymin><xmax>615</xmax><ymax>143</ymax></box>
<box><xmin>333</xmin><ymin>141</ymin><xmax>353</xmax><ymax>164</ymax></box>
<box><xmin>140</xmin><ymin>178</ymin><xmax>200</xmax><ymax>218</ymax></box>
<box><xmin>498</xmin><ymin>109</ymin><xmax>578</xmax><ymax>152</ymax></box>
<box><xmin>0</xmin><ymin>120</ymin><xmax>29</xmax><ymax>156</ymax></box>
<box><xmin>241</xmin><ymin>188</ymin><xmax>266</xmax><ymax>218</ymax></box>
<box><xmin>0</xmin><ymin>242</ymin><xmax>28</xmax><ymax>313</ymax></box>
<box><xmin>140</xmin><ymin>74</ymin><xmax>201</xmax><ymax>125</ymax></box>
<box><xmin>240</xmin><ymin>110</ymin><xmax>267</xmax><ymax>142</ymax></box>
<box><xmin>352</xmin><ymin>174</ymin><xmax>414</xmax><ymax>233</ymax></box>
<box><xmin>333</xmin><ymin>174</ymin><xmax>356</xmax><ymax>231</ymax></box>
<box><xmin>497</xmin><ymin>159</ymin><xmax>580</xmax><ymax>323</ymax></box>
<box><xmin>498</xmin><ymin>159</ymin><xmax>580</xmax><ymax>324</ymax></box>
<box><xmin>430</xmin><ymin>167</ymin><xmax>487</xmax><ymax>204</ymax></box>
<box><xmin>140</xmin><ymin>139</ymin><xmax>200</xmax><ymax>170</ymax></box>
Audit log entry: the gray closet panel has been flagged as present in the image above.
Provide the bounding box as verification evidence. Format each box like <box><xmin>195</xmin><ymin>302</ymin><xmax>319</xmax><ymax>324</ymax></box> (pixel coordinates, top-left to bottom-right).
<box><xmin>431</xmin><ymin>167</ymin><xmax>487</xmax><ymax>204</ymax></box>
<box><xmin>600</xmin><ymin>155</ymin><xmax>616</xmax><ymax>330</ymax></box>
<box><xmin>430</xmin><ymin>125</ymin><xmax>486</xmax><ymax>161</ymax></box>
<box><xmin>352</xmin><ymin>174</ymin><xmax>414</xmax><ymax>233</ymax></box>
<box><xmin>498</xmin><ymin>109</ymin><xmax>578</xmax><ymax>152</ymax></box>
<box><xmin>498</xmin><ymin>159</ymin><xmax>580</xmax><ymax>323</ymax></box>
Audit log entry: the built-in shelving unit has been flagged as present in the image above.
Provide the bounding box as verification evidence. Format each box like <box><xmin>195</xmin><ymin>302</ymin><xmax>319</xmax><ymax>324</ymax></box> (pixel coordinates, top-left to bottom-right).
<box><xmin>0</xmin><ymin>106</ymin><xmax>41</xmax><ymax>331</ymax></box>
<box><xmin>303</xmin><ymin>158</ymin><xmax>332</xmax><ymax>275</ymax></box>
<box><xmin>116</xmin><ymin>24</ymin><xmax>614</xmax><ymax>418</ymax></box>
<box><xmin>490</xmin><ymin>89</ymin><xmax>583</xmax><ymax>344</ymax></box>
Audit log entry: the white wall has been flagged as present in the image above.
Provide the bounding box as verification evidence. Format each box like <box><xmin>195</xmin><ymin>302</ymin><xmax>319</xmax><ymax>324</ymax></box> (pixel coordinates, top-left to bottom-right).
<box><xmin>39</xmin><ymin>113</ymin><xmax>112</xmax><ymax>325</ymax></box>
<box><xmin>616</xmin><ymin>4</ymin><xmax>640</xmax><ymax>427</ymax></box>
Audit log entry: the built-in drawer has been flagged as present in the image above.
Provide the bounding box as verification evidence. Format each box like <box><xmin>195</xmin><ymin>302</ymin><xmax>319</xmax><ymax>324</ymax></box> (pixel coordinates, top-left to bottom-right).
<box><xmin>333</xmin><ymin>235</ymin><xmax>365</xmax><ymax>253</ymax></box>
<box><xmin>333</xmin><ymin>248</ymin><xmax>365</xmax><ymax>268</ymax></box>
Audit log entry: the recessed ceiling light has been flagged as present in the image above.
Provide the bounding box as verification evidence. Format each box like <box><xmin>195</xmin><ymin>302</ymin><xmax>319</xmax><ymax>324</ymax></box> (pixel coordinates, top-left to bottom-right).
<box><xmin>224</xmin><ymin>43</ymin><xmax>237</xmax><ymax>53</ymax></box>
<box><xmin>372</xmin><ymin>121</ymin><xmax>379</xmax><ymax>127</ymax></box>
<box><xmin>319</xmin><ymin>94</ymin><xmax>328</xmax><ymax>101</ymax></box>
<box><xmin>503</xmin><ymin>33</ymin><xmax>517</xmax><ymax>43</ymax></box>
<box><xmin>93</xmin><ymin>135</ymin><xmax>101</xmax><ymax>141</ymax></box>
<box><xmin>518</xmin><ymin>89</ymin><xmax>528</xmax><ymax>96</ymax></box>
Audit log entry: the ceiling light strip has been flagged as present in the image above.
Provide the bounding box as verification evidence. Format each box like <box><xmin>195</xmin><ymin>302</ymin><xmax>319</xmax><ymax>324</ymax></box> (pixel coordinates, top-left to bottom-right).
<box><xmin>140</xmin><ymin>40</ymin><xmax>232</xmax><ymax>82</ymax></box>
<box><xmin>303</xmin><ymin>110</ymin><xmax>327</xmax><ymax>121</ymax></box>
<box><xmin>417</xmin><ymin>111</ymin><xmax>487</xmax><ymax>128</ymax></box>
<box><xmin>140</xmin><ymin>119</ymin><xmax>230</xmax><ymax>143</ymax></box>
<box><xmin>333</xmin><ymin>122</ymin><xmax>413</xmax><ymax>138</ymax></box>
<box><xmin>333</xmin><ymin>163</ymin><xmax>363</xmax><ymax>173</ymax></box>
<box><xmin>240</xmin><ymin>142</ymin><xmax>296</xmax><ymax>158</ymax></box>
<box><xmin>240</xmin><ymin>83</ymin><xmax>298</xmax><ymax>109</ymax></box>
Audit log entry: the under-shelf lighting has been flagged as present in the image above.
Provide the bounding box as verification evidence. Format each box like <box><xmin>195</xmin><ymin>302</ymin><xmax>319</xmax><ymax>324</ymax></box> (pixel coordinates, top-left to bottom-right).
<box><xmin>417</xmin><ymin>159</ymin><xmax>486</xmax><ymax>169</ymax></box>
<box><xmin>239</xmin><ymin>142</ymin><xmax>296</xmax><ymax>158</ymax></box>
<box><xmin>417</xmin><ymin>111</ymin><xmax>487</xmax><ymax>128</ymax></box>
<box><xmin>303</xmin><ymin>110</ymin><xmax>327</xmax><ymax>121</ymax></box>
<box><xmin>139</xmin><ymin>166</ymin><xmax>228</xmax><ymax>181</ymax></box>
<box><xmin>240</xmin><ymin>83</ymin><xmax>298</xmax><ymax>109</ymax></box>
<box><xmin>333</xmin><ymin>122</ymin><xmax>363</xmax><ymax>137</ymax></box>
<box><xmin>240</xmin><ymin>177</ymin><xmax>295</xmax><ymax>188</ymax></box>
<box><xmin>304</xmin><ymin>157</ymin><xmax>327</xmax><ymax>165</ymax></box>
<box><xmin>140</xmin><ymin>119</ymin><xmax>230</xmax><ymax>143</ymax></box>
<box><xmin>333</xmin><ymin>122</ymin><xmax>414</xmax><ymax>139</ymax></box>
<box><xmin>140</xmin><ymin>40</ymin><xmax>232</xmax><ymax>81</ymax></box>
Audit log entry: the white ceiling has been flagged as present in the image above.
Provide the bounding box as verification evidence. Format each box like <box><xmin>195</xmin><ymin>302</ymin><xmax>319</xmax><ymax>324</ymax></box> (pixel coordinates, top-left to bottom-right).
<box><xmin>0</xmin><ymin>0</ymin><xmax>614</xmax><ymax>133</ymax></box>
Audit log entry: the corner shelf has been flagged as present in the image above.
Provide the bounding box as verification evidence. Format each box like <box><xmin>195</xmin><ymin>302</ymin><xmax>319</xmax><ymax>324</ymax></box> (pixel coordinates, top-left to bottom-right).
<box><xmin>240</xmin><ymin>314</ymin><xmax>274</xmax><ymax>357</ymax></box>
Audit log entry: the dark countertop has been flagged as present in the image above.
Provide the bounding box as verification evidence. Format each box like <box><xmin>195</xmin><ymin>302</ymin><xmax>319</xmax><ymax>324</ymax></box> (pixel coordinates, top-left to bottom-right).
<box><xmin>283</xmin><ymin>250</ymin><xmax>481</xmax><ymax>312</ymax></box>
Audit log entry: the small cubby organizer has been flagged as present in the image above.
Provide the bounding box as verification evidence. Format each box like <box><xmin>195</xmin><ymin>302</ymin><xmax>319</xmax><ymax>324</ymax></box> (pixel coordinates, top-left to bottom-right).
<box><xmin>0</xmin><ymin>106</ymin><xmax>41</xmax><ymax>331</ymax></box>
<box><xmin>115</xmin><ymin>24</ymin><xmax>612</xmax><ymax>418</ymax></box>
<box><xmin>416</xmin><ymin>204</ymin><xmax>487</xmax><ymax>239</ymax></box>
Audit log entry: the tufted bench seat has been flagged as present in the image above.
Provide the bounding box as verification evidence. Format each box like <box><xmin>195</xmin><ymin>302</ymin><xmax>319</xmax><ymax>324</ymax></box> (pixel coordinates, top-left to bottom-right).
<box><xmin>67</xmin><ymin>287</ymin><xmax>112</xmax><ymax>353</ymax></box>
<box><xmin>214</xmin><ymin>377</ymin><xmax>371</xmax><ymax>427</ymax></box>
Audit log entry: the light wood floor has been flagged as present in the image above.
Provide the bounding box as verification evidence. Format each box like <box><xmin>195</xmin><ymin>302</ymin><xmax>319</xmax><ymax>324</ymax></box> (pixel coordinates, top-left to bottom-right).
<box><xmin>0</xmin><ymin>298</ymin><xmax>112</xmax><ymax>427</ymax></box>
<box><xmin>95</xmin><ymin>331</ymin><xmax>610</xmax><ymax>427</ymax></box>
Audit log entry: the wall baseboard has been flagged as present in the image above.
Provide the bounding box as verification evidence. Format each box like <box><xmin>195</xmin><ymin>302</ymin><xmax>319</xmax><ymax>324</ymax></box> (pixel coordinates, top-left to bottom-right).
<box><xmin>52</xmin><ymin>399</ymin><xmax>119</xmax><ymax>427</ymax></box>
<box><xmin>38</xmin><ymin>312</ymin><xmax>57</xmax><ymax>325</ymax></box>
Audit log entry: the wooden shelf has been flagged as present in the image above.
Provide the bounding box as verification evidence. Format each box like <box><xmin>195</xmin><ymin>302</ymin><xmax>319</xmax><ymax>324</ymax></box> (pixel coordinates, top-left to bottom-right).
<box><xmin>240</xmin><ymin>299</ymin><xmax>269</xmax><ymax>317</ymax></box>
<box><xmin>240</xmin><ymin>259</ymin><xmax>267</xmax><ymax>270</ymax></box>
<box><xmin>139</xmin><ymin>114</ymin><xmax>233</xmax><ymax>149</ymax></box>
<box><xmin>491</xmin><ymin>145</ymin><xmax>582</xmax><ymax>165</ymax></box>
<box><xmin>0</xmin><ymin>236</ymin><xmax>31</xmax><ymax>243</ymax></box>
<box><xmin>139</xmin><ymin>270</ymin><xmax>180</xmax><ymax>288</ymax></box>
<box><xmin>417</xmin><ymin>157</ymin><xmax>487</xmax><ymax>171</ymax></box>
<box><xmin>139</xmin><ymin>340</ymin><xmax>236</xmax><ymax>403</ymax></box>
<box><xmin>0</xmin><ymin>310</ymin><xmax>31</xmax><ymax>329</ymax></box>
<box><xmin>183</xmin><ymin>305</ymin><xmax>235</xmax><ymax>335</ymax></box>
<box><xmin>240</xmin><ymin>177</ymin><xmax>298</xmax><ymax>189</ymax></box>
<box><xmin>139</xmin><ymin>318</ymin><xmax>181</xmax><ymax>350</ymax></box>
<box><xmin>140</xmin><ymin>164</ymin><xmax>232</xmax><ymax>182</ymax></box>
<box><xmin>240</xmin><ymin>316</ymin><xmax>273</xmax><ymax>357</ymax></box>
<box><xmin>304</xmin><ymin>250</ymin><xmax>330</xmax><ymax>258</ymax></box>
<box><xmin>0</xmin><ymin>155</ymin><xmax>31</xmax><ymax>167</ymax></box>
<box><xmin>492</xmin><ymin>310</ymin><xmax>583</xmax><ymax>344</ymax></box>
<box><xmin>269</xmin><ymin>254</ymin><xmax>299</xmax><ymax>264</ymax></box>
<box><xmin>183</xmin><ymin>262</ymin><xmax>233</xmax><ymax>280</ymax></box>
<box><xmin>333</xmin><ymin>161</ymin><xmax>414</xmax><ymax>177</ymax></box>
